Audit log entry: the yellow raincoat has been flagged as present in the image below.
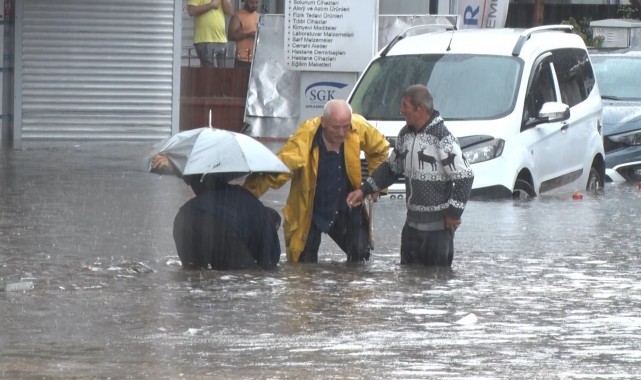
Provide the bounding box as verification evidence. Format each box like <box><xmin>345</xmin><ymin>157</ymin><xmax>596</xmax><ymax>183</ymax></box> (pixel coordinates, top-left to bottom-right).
<box><xmin>243</xmin><ymin>114</ymin><xmax>389</xmax><ymax>263</ymax></box>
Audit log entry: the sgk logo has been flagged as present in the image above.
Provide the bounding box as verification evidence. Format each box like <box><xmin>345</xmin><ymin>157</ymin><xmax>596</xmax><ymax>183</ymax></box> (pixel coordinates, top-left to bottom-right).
<box><xmin>304</xmin><ymin>82</ymin><xmax>349</xmax><ymax>103</ymax></box>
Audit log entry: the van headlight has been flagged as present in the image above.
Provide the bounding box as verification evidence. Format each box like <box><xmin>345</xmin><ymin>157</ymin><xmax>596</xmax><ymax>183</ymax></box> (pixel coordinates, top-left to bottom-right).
<box><xmin>610</xmin><ymin>130</ymin><xmax>641</xmax><ymax>146</ymax></box>
<box><xmin>463</xmin><ymin>138</ymin><xmax>505</xmax><ymax>164</ymax></box>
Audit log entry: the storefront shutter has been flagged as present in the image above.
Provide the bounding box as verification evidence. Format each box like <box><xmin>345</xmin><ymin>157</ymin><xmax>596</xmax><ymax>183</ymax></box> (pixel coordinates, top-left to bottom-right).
<box><xmin>17</xmin><ymin>0</ymin><xmax>178</xmax><ymax>140</ymax></box>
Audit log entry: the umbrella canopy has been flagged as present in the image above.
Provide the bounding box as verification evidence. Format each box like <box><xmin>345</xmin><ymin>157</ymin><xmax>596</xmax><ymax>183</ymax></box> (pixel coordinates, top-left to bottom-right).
<box><xmin>154</xmin><ymin>127</ymin><xmax>289</xmax><ymax>176</ymax></box>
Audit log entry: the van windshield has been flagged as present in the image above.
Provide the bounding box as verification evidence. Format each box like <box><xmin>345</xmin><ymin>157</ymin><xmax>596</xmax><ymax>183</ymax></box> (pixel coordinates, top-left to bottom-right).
<box><xmin>350</xmin><ymin>54</ymin><xmax>523</xmax><ymax>121</ymax></box>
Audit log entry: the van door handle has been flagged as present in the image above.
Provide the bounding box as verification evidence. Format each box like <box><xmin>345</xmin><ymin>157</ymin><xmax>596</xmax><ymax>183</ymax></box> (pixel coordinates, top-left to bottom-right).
<box><xmin>560</xmin><ymin>123</ymin><xmax>569</xmax><ymax>132</ymax></box>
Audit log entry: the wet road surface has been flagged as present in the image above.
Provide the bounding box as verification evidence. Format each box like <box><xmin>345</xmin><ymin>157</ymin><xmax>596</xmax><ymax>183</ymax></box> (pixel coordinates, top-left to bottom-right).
<box><xmin>2</xmin><ymin>141</ymin><xmax>641</xmax><ymax>379</ymax></box>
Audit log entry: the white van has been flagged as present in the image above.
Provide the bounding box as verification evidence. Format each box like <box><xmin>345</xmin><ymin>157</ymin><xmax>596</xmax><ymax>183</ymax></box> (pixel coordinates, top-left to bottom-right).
<box><xmin>350</xmin><ymin>25</ymin><xmax>605</xmax><ymax>199</ymax></box>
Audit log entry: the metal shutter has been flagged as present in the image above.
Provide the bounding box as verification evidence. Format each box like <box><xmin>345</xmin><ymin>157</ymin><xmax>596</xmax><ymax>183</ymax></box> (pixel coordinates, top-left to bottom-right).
<box><xmin>17</xmin><ymin>0</ymin><xmax>179</xmax><ymax>141</ymax></box>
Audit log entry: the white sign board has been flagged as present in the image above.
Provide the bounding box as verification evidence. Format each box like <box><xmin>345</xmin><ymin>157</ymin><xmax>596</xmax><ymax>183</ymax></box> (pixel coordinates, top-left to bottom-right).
<box><xmin>299</xmin><ymin>72</ymin><xmax>357</xmax><ymax>122</ymax></box>
<box><xmin>458</xmin><ymin>0</ymin><xmax>509</xmax><ymax>29</ymax></box>
<box><xmin>284</xmin><ymin>0</ymin><xmax>377</xmax><ymax>72</ymax></box>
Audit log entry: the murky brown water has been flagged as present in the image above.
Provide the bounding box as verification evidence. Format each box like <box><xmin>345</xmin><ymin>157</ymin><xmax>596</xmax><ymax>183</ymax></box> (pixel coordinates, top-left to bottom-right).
<box><xmin>2</xmin><ymin>142</ymin><xmax>641</xmax><ymax>378</ymax></box>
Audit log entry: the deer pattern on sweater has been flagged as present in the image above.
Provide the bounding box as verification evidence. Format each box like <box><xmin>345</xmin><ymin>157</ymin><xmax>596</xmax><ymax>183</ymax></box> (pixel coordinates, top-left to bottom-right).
<box><xmin>417</xmin><ymin>149</ymin><xmax>438</xmax><ymax>171</ymax></box>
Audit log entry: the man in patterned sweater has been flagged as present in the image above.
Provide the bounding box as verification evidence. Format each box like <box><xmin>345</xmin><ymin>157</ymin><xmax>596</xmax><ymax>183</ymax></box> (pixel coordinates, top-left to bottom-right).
<box><xmin>347</xmin><ymin>84</ymin><xmax>474</xmax><ymax>266</ymax></box>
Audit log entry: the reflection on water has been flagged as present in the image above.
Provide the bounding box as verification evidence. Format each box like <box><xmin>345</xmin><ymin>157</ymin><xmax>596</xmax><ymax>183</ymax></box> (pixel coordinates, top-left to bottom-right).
<box><xmin>2</xmin><ymin>142</ymin><xmax>641</xmax><ymax>378</ymax></box>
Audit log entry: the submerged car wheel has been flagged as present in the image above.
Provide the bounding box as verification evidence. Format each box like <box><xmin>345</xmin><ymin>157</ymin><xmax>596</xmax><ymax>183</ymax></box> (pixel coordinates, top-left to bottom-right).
<box><xmin>512</xmin><ymin>179</ymin><xmax>535</xmax><ymax>201</ymax></box>
<box><xmin>586</xmin><ymin>167</ymin><xmax>603</xmax><ymax>192</ymax></box>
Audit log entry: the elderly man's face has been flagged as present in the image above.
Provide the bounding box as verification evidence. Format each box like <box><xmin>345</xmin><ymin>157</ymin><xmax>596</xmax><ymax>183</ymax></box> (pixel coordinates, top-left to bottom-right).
<box><xmin>321</xmin><ymin>107</ymin><xmax>351</xmax><ymax>147</ymax></box>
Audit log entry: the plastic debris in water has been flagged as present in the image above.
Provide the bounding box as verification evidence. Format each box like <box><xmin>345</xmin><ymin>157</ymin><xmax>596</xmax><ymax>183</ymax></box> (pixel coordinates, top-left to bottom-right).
<box><xmin>131</xmin><ymin>262</ymin><xmax>154</xmax><ymax>274</ymax></box>
<box><xmin>455</xmin><ymin>313</ymin><xmax>478</xmax><ymax>325</ymax></box>
<box><xmin>3</xmin><ymin>281</ymin><xmax>35</xmax><ymax>292</ymax></box>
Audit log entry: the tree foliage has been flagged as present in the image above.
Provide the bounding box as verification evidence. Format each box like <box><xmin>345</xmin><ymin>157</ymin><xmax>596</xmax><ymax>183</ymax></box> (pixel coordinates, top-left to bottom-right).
<box><xmin>617</xmin><ymin>3</ymin><xmax>640</xmax><ymax>19</ymax></box>
<box><xmin>561</xmin><ymin>17</ymin><xmax>604</xmax><ymax>48</ymax></box>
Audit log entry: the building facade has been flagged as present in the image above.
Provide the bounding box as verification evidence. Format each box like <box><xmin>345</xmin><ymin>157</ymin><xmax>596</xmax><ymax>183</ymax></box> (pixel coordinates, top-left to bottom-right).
<box><xmin>1</xmin><ymin>0</ymin><xmax>624</xmax><ymax>146</ymax></box>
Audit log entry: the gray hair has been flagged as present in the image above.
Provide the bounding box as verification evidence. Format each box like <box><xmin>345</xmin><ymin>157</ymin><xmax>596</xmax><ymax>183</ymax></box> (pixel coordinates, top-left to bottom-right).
<box><xmin>322</xmin><ymin>99</ymin><xmax>352</xmax><ymax>119</ymax></box>
<box><xmin>402</xmin><ymin>84</ymin><xmax>434</xmax><ymax>113</ymax></box>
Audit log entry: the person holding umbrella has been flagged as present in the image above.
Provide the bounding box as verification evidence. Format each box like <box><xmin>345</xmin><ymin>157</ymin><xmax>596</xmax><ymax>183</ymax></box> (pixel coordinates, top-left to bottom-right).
<box><xmin>172</xmin><ymin>173</ymin><xmax>281</xmax><ymax>270</ymax></box>
<box><xmin>242</xmin><ymin>99</ymin><xmax>390</xmax><ymax>264</ymax></box>
<box><xmin>150</xmin><ymin>127</ymin><xmax>290</xmax><ymax>270</ymax></box>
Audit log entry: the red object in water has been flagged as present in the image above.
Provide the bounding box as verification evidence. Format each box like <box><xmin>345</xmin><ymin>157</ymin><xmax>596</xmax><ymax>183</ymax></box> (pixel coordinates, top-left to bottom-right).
<box><xmin>638</xmin><ymin>181</ymin><xmax>641</xmax><ymax>190</ymax></box>
<box><xmin>572</xmin><ymin>192</ymin><xmax>584</xmax><ymax>200</ymax></box>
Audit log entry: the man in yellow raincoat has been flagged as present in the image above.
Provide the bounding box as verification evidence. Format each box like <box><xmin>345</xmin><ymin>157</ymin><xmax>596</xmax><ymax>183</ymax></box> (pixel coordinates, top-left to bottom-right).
<box><xmin>243</xmin><ymin>99</ymin><xmax>389</xmax><ymax>263</ymax></box>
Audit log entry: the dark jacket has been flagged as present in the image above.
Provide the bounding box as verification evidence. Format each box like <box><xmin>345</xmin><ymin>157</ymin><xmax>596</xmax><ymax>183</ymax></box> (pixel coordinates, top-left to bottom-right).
<box><xmin>173</xmin><ymin>181</ymin><xmax>280</xmax><ymax>270</ymax></box>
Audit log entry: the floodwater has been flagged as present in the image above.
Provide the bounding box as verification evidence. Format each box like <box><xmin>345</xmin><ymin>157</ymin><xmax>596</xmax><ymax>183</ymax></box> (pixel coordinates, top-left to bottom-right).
<box><xmin>2</xmin><ymin>141</ymin><xmax>641</xmax><ymax>379</ymax></box>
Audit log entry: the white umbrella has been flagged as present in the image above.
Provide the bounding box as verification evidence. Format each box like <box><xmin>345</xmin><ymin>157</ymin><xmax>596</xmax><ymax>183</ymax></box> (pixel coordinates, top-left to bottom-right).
<box><xmin>154</xmin><ymin>127</ymin><xmax>289</xmax><ymax>176</ymax></box>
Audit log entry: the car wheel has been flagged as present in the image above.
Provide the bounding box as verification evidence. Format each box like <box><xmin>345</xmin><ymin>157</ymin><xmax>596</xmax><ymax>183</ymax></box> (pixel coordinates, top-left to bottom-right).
<box><xmin>586</xmin><ymin>167</ymin><xmax>603</xmax><ymax>192</ymax></box>
<box><xmin>512</xmin><ymin>179</ymin><xmax>535</xmax><ymax>200</ymax></box>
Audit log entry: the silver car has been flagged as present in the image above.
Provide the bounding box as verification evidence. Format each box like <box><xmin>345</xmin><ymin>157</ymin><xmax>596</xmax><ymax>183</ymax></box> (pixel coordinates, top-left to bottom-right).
<box><xmin>591</xmin><ymin>50</ymin><xmax>641</xmax><ymax>182</ymax></box>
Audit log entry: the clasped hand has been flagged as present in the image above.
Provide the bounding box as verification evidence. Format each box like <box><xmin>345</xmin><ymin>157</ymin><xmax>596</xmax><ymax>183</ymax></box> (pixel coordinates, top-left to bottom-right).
<box><xmin>346</xmin><ymin>189</ymin><xmax>378</xmax><ymax>208</ymax></box>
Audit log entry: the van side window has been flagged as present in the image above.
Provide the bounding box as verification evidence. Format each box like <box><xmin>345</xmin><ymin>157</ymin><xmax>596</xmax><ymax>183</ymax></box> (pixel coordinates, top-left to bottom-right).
<box><xmin>553</xmin><ymin>49</ymin><xmax>593</xmax><ymax>107</ymax></box>
<box><xmin>578</xmin><ymin>51</ymin><xmax>595</xmax><ymax>98</ymax></box>
<box><xmin>523</xmin><ymin>60</ymin><xmax>556</xmax><ymax>126</ymax></box>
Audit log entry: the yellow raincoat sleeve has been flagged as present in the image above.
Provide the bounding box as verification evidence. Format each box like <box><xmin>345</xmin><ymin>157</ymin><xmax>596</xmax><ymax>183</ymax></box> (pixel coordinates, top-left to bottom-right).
<box><xmin>242</xmin><ymin>171</ymin><xmax>290</xmax><ymax>198</ymax></box>
<box><xmin>242</xmin><ymin>119</ymin><xmax>317</xmax><ymax>198</ymax></box>
<box><xmin>354</xmin><ymin>114</ymin><xmax>390</xmax><ymax>177</ymax></box>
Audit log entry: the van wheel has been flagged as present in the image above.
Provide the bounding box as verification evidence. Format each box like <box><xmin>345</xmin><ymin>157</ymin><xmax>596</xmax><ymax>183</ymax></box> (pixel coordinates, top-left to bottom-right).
<box><xmin>586</xmin><ymin>167</ymin><xmax>603</xmax><ymax>192</ymax></box>
<box><xmin>513</xmin><ymin>179</ymin><xmax>535</xmax><ymax>200</ymax></box>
